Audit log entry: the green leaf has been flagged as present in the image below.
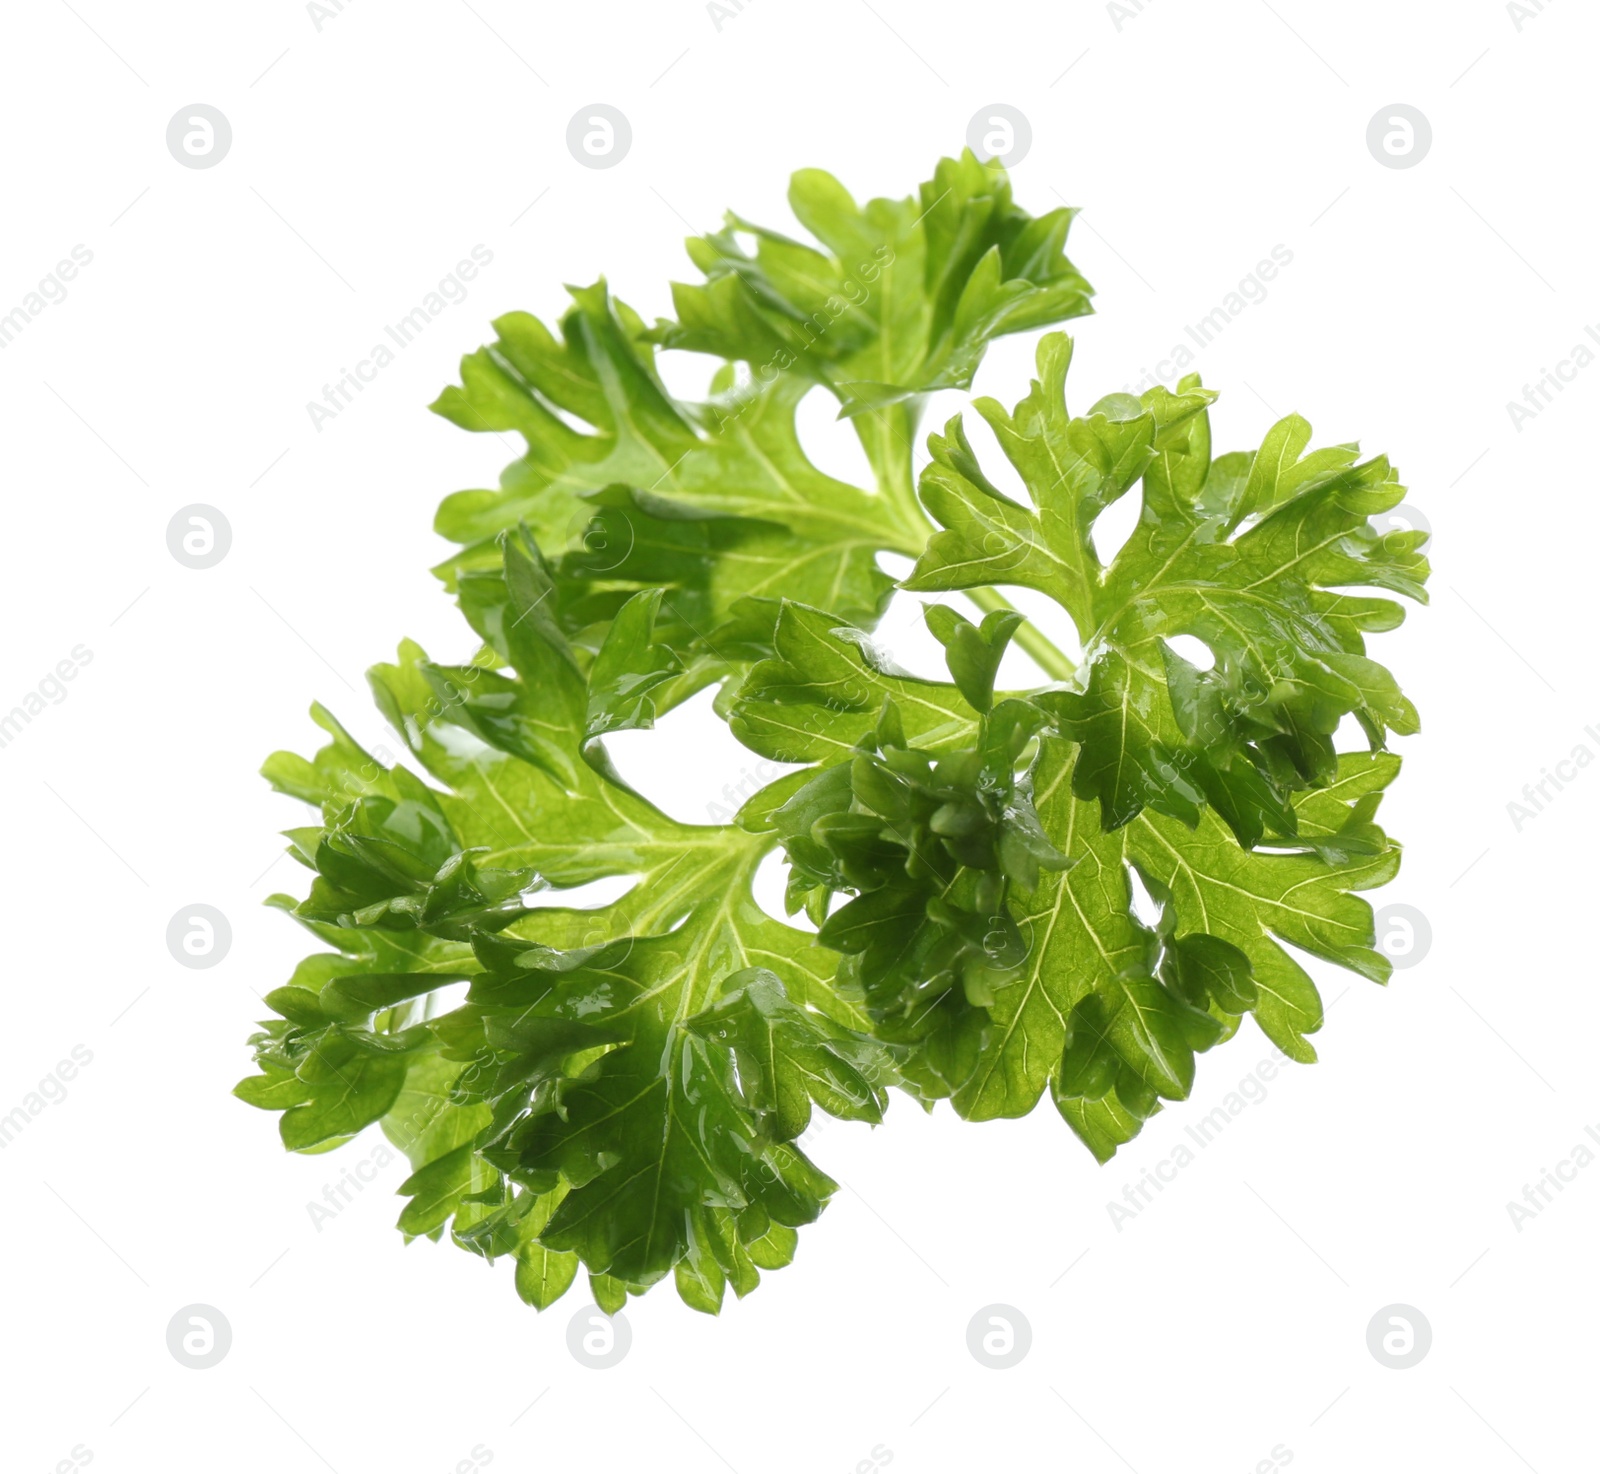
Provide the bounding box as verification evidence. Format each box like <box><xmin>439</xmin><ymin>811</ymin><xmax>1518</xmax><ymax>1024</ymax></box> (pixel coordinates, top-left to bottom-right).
<box><xmin>396</xmin><ymin>1144</ymin><xmax>478</xmax><ymax>1237</ymax></box>
<box><xmin>730</xmin><ymin>602</ymin><xmax>980</xmax><ymax>763</ymax></box>
<box><xmin>954</xmin><ymin>740</ymin><xmax>1402</xmax><ymax>1153</ymax></box>
<box><xmin>654</xmin><ymin>151</ymin><xmax>1092</xmax><ymax>413</ymax></box>
<box><xmin>924</xmin><ymin>604</ymin><xmax>1026</xmax><ymax>714</ymax></box>
<box><xmin>686</xmin><ymin>968</ymin><xmax>891</xmax><ymax>1140</ymax></box>
<box><xmin>583</xmin><ymin>587</ymin><xmax>684</xmax><ymax>750</ymax></box>
<box><xmin>1126</xmin><ymin>754</ymin><xmax>1401</xmax><ymax>1063</ymax></box>
<box><xmin>233</xmin><ymin>1065</ymin><xmax>310</xmax><ymax>1112</ymax></box>
<box><xmin>430</xmin><ymin>282</ymin><xmax>921</xmax><ymax>666</ymax></box>
<box><xmin>382</xmin><ymin>1048</ymin><xmax>492</xmax><ymax>1170</ymax></box>
<box><xmin>517</xmin><ymin>1238</ymin><xmax>580</xmax><ymax>1310</ymax></box>
<box><xmin>242</xmin><ymin>152</ymin><xmax>1425</xmax><ymax>1312</ymax></box>
<box><xmin>280</xmin><ymin>1032</ymin><xmax>412</xmax><ymax>1151</ymax></box>
<box><xmin>951</xmin><ymin>738</ymin><xmax>1160</xmax><ymax>1122</ymax></box>
<box><xmin>466</xmin><ymin>917</ymin><xmax>848</xmax><ymax>1289</ymax></box>
<box><xmin>249</xmin><ymin>521</ymin><xmax>869</xmax><ymax>1309</ymax></box>
<box><xmin>914</xmin><ymin>339</ymin><xmax>1428</xmax><ymax>836</ymax></box>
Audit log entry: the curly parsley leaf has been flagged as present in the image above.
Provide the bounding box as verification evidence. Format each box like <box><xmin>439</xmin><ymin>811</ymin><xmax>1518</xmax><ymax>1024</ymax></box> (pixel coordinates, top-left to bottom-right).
<box><xmin>909</xmin><ymin>333</ymin><xmax>1428</xmax><ymax>839</ymax></box>
<box><xmin>240</xmin><ymin>152</ymin><xmax>1424</xmax><ymax>1318</ymax></box>
<box><xmin>745</xmin><ymin>333</ymin><xmax>1424</xmax><ymax>1161</ymax></box>
<box><xmin>239</xmin><ymin>523</ymin><xmax>891</xmax><ymax>1313</ymax></box>
<box><xmin>430</xmin><ymin>283</ymin><xmax>909</xmax><ymax>663</ymax></box>
<box><xmin>653</xmin><ymin>150</ymin><xmax>1092</xmax><ymax>414</ymax></box>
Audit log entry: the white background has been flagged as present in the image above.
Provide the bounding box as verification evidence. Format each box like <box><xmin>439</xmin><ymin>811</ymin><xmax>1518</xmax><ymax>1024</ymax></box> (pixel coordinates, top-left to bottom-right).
<box><xmin>2</xmin><ymin>2</ymin><xmax>1594</xmax><ymax>1471</ymax></box>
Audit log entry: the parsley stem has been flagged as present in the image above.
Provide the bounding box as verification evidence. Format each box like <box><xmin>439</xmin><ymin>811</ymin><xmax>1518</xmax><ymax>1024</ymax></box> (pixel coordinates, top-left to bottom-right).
<box><xmin>854</xmin><ymin>401</ymin><xmax>933</xmax><ymax>550</ymax></box>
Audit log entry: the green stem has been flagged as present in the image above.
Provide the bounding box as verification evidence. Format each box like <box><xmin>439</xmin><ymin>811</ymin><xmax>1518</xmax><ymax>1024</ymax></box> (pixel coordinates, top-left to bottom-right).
<box><xmin>967</xmin><ymin>586</ymin><xmax>1079</xmax><ymax>683</ymax></box>
<box><xmin>854</xmin><ymin>401</ymin><xmax>931</xmax><ymax>551</ymax></box>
